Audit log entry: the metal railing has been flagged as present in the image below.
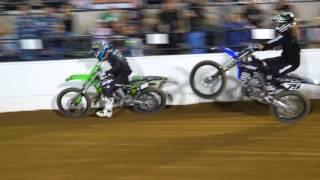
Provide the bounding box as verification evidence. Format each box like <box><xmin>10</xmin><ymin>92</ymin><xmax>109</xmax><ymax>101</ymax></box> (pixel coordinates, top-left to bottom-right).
<box><xmin>1</xmin><ymin>25</ymin><xmax>320</xmax><ymax>62</ymax></box>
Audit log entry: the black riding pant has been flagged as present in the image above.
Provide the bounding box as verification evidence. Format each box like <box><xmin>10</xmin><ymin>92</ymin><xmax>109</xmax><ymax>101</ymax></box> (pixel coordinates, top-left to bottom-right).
<box><xmin>247</xmin><ymin>56</ymin><xmax>300</xmax><ymax>78</ymax></box>
<box><xmin>102</xmin><ymin>72</ymin><xmax>130</xmax><ymax>98</ymax></box>
<box><xmin>262</xmin><ymin>56</ymin><xmax>300</xmax><ymax>77</ymax></box>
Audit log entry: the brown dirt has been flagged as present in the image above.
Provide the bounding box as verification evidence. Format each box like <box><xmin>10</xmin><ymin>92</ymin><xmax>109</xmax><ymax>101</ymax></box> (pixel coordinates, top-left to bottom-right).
<box><xmin>1</xmin><ymin>101</ymin><xmax>320</xmax><ymax>180</ymax></box>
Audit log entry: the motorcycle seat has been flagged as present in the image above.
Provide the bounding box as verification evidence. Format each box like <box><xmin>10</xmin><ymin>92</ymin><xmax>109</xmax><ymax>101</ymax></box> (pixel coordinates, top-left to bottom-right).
<box><xmin>282</xmin><ymin>73</ymin><xmax>303</xmax><ymax>80</ymax></box>
<box><xmin>130</xmin><ymin>76</ymin><xmax>166</xmax><ymax>82</ymax></box>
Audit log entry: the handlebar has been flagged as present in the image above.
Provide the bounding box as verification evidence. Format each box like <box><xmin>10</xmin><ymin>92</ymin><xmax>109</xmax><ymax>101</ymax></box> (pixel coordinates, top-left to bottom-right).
<box><xmin>89</xmin><ymin>48</ymin><xmax>99</xmax><ymax>55</ymax></box>
<box><xmin>210</xmin><ymin>44</ymin><xmax>262</xmax><ymax>62</ymax></box>
<box><xmin>210</xmin><ymin>47</ymin><xmax>220</xmax><ymax>51</ymax></box>
<box><xmin>247</xmin><ymin>44</ymin><xmax>261</xmax><ymax>52</ymax></box>
<box><xmin>211</xmin><ymin>44</ymin><xmax>261</xmax><ymax>54</ymax></box>
<box><xmin>236</xmin><ymin>44</ymin><xmax>262</xmax><ymax>58</ymax></box>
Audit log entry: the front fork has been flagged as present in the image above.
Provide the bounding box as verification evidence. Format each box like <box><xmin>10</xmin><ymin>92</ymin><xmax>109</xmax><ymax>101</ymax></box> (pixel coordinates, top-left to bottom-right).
<box><xmin>210</xmin><ymin>58</ymin><xmax>237</xmax><ymax>79</ymax></box>
<box><xmin>74</xmin><ymin>75</ymin><xmax>99</xmax><ymax>105</ymax></box>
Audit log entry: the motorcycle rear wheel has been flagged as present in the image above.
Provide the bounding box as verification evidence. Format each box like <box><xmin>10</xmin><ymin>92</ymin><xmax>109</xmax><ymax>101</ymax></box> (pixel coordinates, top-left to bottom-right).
<box><xmin>270</xmin><ymin>90</ymin><xmax>310</xmax><ymax>123</ymax></box>
<box><xmin>133</xmin><ymin>87</ymin><xmax>167</xmax><ymax>113</ymax></box>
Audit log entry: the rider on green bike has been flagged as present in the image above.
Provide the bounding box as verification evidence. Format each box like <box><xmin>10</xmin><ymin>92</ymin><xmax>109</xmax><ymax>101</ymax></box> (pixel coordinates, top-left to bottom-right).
<box><xmin>92</xmin><ymin>40</ymin><xmax>132</xmax><ymax>118</ymax></box>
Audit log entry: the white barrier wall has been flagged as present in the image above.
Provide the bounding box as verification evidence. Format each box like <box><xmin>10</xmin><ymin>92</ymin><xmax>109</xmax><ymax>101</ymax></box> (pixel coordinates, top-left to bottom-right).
<box><xmin>1</xmin><ymin>49</ymin><xmax>320</xmax><ymax>113</ymax></box>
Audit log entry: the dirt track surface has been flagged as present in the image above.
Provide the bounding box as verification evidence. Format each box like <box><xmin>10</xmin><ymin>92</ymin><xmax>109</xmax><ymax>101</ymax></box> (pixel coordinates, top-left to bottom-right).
<box><xmin>1</xmin><ymin>101</ymin><xmax>320</xmax><ymax>180</ymax></box>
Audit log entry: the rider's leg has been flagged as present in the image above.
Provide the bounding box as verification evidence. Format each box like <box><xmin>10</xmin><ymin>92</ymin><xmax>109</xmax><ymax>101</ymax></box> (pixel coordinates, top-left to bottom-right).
<box><xmin>263</xmin><ymin>58</ymin><xmax>300</xmax><ymax>103</ymax></box>
<box><xmin>262</xmin><ymin>57</ymin><xmax>283</xmax><ymax>95</ymax></box>
<box><xmin>277</xmin><ymin>59</ymin><xmax>300</xmax><ymax>77</ymax></box>
<box><xmin>96</xmin><ymin>78</ymin><xmax>116</xmax><ymax>118</ymax></box>
<box><xmin>96</xmin><ymin>73</ymin><xmax>130</xmax><ymax>118</ymax></box>
<box><xmin>265</xmin><ymin>57</ymin><xmax>300</xmax><ymax>94</ymax></box>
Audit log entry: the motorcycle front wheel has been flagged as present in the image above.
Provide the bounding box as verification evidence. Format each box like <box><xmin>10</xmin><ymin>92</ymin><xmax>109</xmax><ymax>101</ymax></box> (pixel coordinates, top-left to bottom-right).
<box><xmin>189</xmin><ymin>60</ymin><xmax>226</xmax><ymax>99</ymax></box>
<box><xmin>56</xmin><ymin>88</ymin><xmax>92</xmax><ymax>118</ymax></box>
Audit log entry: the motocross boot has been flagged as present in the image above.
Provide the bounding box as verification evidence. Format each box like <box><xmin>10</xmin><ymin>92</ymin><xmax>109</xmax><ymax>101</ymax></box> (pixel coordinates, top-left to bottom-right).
<box><xmin>96</xmin><ymin>97</ymin><xmax>114</xmax><ymax>118</ymax></box>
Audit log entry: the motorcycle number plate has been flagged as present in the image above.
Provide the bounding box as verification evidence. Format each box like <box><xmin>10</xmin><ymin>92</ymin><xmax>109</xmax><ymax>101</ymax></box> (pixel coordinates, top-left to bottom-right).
<box><xmin>283</xmin><ymin>83</ymin><xmax>302</xmax><ymax>90</ymax></box>
<box><xmin>140</xmin><ymin>83</ymin><xmax>149</xmax><ymax>89</ymax></box>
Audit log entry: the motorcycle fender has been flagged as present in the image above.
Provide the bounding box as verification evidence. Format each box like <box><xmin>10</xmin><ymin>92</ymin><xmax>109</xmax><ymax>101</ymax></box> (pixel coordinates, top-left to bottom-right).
<box><xmin>66</xmin><ymin>74</ymin><xmax>91</xmax><ymax>82</ymax></box>
<box><xmin>65</xmin><ymin>74</ymin><xmax>103</xmax><ymax>94</ymax></box>
<box><xmin>150</xmin><ymin>77</ymin><xmax>169</xmax><ymax>87</ymax></box>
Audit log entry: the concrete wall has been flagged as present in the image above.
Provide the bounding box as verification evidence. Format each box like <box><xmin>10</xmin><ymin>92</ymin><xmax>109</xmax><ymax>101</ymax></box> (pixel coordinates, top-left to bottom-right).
<box><xmin>1</xmin><ymin>48</ymin><xmax>320</xmax><ymax>113</ymax></box>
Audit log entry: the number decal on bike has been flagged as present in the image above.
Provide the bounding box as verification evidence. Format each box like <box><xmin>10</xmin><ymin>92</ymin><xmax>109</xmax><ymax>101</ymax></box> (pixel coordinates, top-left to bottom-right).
<box><xmin>285</xmin><ymin>83</ymin><xmax>302</xmax><ymax>90</ymax></box>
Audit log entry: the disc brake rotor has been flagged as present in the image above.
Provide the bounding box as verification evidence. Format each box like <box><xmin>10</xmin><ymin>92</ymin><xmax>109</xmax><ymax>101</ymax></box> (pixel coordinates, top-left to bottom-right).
<box><xmin>67</xmin><ymin>99</ymin><xmax>84</xmax><ymax>113</ymax></box>
<box><xmin>200</xmin><ymin>73</ymin><xmax>218</xmax><ymax>88</ymax></box>
<box><xmin>277</xmin><ymin>96</ymin><xmax>301</xmax><ymax>118</ymax></box>
<box><xmin>140</xmin><ymin>94</ymin><xmax>158</xmax><ymax>110</ymax></box>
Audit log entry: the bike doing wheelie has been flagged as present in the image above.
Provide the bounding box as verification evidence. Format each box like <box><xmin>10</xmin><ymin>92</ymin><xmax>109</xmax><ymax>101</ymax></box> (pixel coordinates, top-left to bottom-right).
<box><xmin>190</xmin><ymin>11</ymin><xmax>320</xmax><ymax>123</ymax></box>
<box><xmin>189</xmin><ymin>44</ymin><xmax>320</xmax><ymax>122</ymax></box>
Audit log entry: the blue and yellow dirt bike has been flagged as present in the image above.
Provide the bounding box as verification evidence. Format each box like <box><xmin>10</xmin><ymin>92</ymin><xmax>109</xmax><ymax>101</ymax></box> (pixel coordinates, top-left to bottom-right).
<box><xmin>57</xmin><ymin>60</ymin><xmax>168</xmax><ymax>118</ymax></box>
<box><xmin>190</xmin><ymin>45</ymin><xmax>320</xmax><ymax>123</ymax></box>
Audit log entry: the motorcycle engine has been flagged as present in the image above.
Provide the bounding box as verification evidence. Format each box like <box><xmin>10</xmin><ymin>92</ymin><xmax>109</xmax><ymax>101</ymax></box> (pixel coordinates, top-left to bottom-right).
<box><xmin>241</xmin><ymin>71</ymin><xmax>266</xmax><ymax>100</ymax></box>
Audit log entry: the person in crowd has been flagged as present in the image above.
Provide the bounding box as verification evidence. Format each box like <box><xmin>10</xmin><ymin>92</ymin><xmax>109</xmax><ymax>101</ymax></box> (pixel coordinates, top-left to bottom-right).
<box><xmin>69</xmin><ymin>0</ymin><xmax>91</xmax><ymax>9</ymax></box>
<box><xmin>274</xmin><ymin>0</ymin><xmax>295</xmax><ymax>13</ymax></box>
<box><xmin>91</xmin><ymin>12</ymin><xmax>119</xmax><ymax>44</ymax></box>
<box><xmin>216</xmin><ymin>0</ymin><xmax>233</xmax><ymax>26</ymax></box>
<box><xmin>110</xmin><ymin>20</ymin><xmax>126</xmax><ymax>36</ymax></box>
<box><xmin>0</xmin><ymin>25</ymin><xmax>18</xmax><ymax>61</ymax></box>
<box><xmin>30</xmin><ymin>0</ymin><xmax>43</xmax><ymax>10</ymax></box>
<box><xmin>158</xmin><ymin>0</ymin><xmax>180</xmax><ymax>55</ymax></box>
<box><xmin>184</xmin><ymin>0</ymin><xmax>207</xmax><ymax>54</ymax></box>
<box><xmin>39</xmin><ymin>6</ymin><xmax>61</xmax><ymax>36</ymax></box>
<box><xmin>273</xmin><ymin>0</ymin><xmax>299</xmax><ymax>21</ymax></box>
<box><xmin>243</xmin><ymin>0</ymin><xmax>264</xmax><ymax>28</ymax></box>
<box><xmin>15</xmin><ymin>4</ymin><xmax>37</xmax><ymax>38</ymax></box>
<box><xmin>203</xmin><ymin>15</ymin><xmax>225</xmax><ymax>51</ymax></box>
<box><xmin>36</xmin><ymin>6</ymin><xmax>62</xmax><ymax>60</ymax></box>
<box><xmin>47</xmin><ymin>23</ymin><xmax>66</xmax><ymax>60</ymax></box>
<box><xmin>121</xmin><ymin>0</ymin><xmax>144</xmax><ymax>57</ymax></box>
<box><xmin>305</xmin><ymin>17</ymin><xmax>320</xmax><ymax>48</ymax></box>
<box><xmin>184</xmin><ymin>0</ymin><xmax>204</xmax><ymax>32</ymax></box>
<box><xmin>15</xmin><ymin>4</ymin><xmax>39</xmax><ymax>60</ymax></box>
<box><xmin>223</xmin><ymin>13</ymin><xmax>252</xmax><ymax>49</ymax></box>
<box><xmin>127</xmin><ymin>0</ymin><xmax>143</xmax><ymax>36</ymax></box>
<box><xmin>3</xmin><ymin>0</ymin><xmax>25</xmax><ymax>10</ymax></box>
<box><xmin>62</xmin><ymin>5</ymin><xmax>74</xmax><ymax>35</ymax></box>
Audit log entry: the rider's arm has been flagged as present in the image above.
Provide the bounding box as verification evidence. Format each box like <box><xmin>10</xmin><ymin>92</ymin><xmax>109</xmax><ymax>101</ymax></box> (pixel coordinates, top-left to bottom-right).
<box><xmin>262</xmin><ymin>34</ymin><xmax>287</xmax><ymax>50</ymax></box>
<box><xmin>102</xmin><ymin>50</ymin><xmax>110</xmax><ymax>61</ymax></box>
<box><xmin>97</xmin><ymin>48</ymin><xmax>109</xmax><ymax>62</ymax></box>
<box><xmin>105</xmin><ymin>53</ymin><xmax>121</xmax><ymax>75</ymax></box>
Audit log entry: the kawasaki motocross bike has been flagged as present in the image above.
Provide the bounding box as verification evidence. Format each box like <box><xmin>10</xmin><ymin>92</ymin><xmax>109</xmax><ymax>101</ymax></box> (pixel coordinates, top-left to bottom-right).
<box><xmin>57</xmin><ymin>59</ymin><xmax>168</xmax><ymax>118</ymax></box>
<box><xmin>190</xmin><ymin>45</ymin><xmax>319</xmax><ymax>123</ymax></box>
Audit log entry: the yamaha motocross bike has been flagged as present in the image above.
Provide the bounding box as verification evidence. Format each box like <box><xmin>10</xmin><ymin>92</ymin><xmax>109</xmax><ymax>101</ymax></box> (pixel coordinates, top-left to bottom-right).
<box><xmin>190</xmin><ymin>45</ymin><xmax>319</xmax><ymax>123</ymax></box>
<box><xmin>57</xmin><ymin>58</ymin><xmax>168</xmax><ymax>118</ymax></box>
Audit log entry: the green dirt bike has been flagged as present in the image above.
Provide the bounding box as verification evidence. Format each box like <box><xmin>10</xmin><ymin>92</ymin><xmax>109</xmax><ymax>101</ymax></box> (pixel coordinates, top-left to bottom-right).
<box><xmin>57</xmin><ymin>60</ymin><xmax>168</xmax><ymax>118</ymax></box>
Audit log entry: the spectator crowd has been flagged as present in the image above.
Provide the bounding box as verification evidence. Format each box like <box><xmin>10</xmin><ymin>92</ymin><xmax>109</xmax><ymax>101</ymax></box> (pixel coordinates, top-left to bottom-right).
<box><xmin>0</xmin><ymin>0</ymin><xmax>320</xmax><ymax>61</ymax></box>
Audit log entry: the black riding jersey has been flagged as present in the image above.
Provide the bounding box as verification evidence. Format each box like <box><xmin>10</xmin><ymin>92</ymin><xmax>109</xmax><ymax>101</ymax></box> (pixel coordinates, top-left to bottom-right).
<box><xmin>106</xmin><ymin>48</ymin><xmax>132</xmax><ymax>76</ymax></box>
<box><xmin>263</xmin><ymin>29</ymin><xmax>300</xmax><ymax>64</ymax></box>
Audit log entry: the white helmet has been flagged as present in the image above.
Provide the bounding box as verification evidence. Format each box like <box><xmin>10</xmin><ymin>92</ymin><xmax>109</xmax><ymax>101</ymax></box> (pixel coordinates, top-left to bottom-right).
<box><xmin>272</xmin><ymin>12</ymin><xmax>295</xmax><ymax>33</ymax></box>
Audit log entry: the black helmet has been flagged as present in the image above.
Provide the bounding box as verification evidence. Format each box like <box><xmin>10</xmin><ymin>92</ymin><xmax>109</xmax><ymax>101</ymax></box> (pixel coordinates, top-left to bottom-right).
<box><xmin>272</xmin><ymin>12</ymin><xmax>295</xmax><ymax>33</ymax></box>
